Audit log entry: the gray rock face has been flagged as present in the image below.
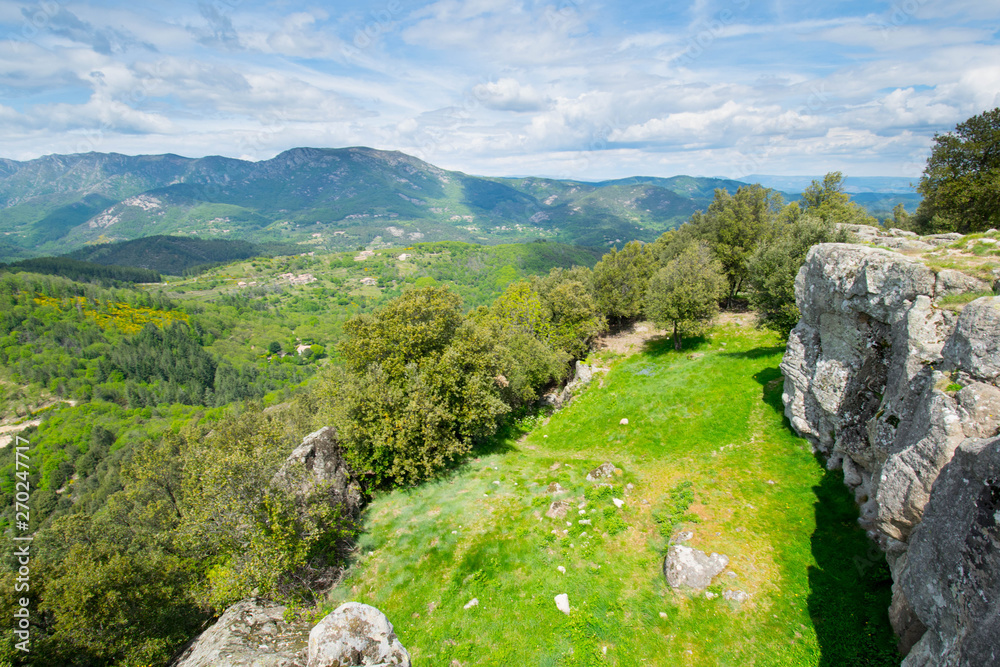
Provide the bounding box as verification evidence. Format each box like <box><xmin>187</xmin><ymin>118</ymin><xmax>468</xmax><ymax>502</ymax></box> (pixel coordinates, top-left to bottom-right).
<box><xmin>308</xmin><ymin>602</ymin><xmax>411</xmax><ymax>667</ymax></box>
<box><xmin>274</xmin><ymin>427</ymin><xmax>364</xmax><ymax>518</ymax></box>
<box><xmin>663</xmin><ymin>545</ymin><xmax>729</xmax><ymax>590</ymax></box>
<box><xmin>898</xmin><ymin>438</ymin><xmax>1000</xmax><ymax>667</ymax></box>
<box><xmin>540</xmin><ymin>361</ymin><xmax>598</xmax><ymax>408</ymax></box>
<box><xmin>942</xmin><ymin>296</ymin><xmax>1000</xmax><ymax>383</ymax></box>
<box><xmin>782</xmin><ymin>241</ymin><xmax>1000</xmax><ymax>663</ymax></box>
<box><xmin>173</xmin><ymin>601</ymin><xmax>411</xmax><ymax>667</ymax></box>
<box><xmin>171</xmin><ymin>599</ymin><xmax>310</xmax><ymax>667</ymax></box>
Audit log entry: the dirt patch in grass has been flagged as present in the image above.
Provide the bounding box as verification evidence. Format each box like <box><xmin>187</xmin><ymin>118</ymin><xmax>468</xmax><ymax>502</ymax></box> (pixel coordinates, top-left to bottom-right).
<box><xmin>593</xmin><ymin>321</ymin><xmax>667</xmax><ymax>356</ymax></box>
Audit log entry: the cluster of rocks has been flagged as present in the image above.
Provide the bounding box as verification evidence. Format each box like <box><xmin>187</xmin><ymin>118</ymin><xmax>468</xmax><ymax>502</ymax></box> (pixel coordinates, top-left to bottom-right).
<box><xmin>172</xmin><ymin>428</ymin><xmax>413</xmax><ymax>667</ymax></box>
<box><xmin>172</xmin><ymin>600</ymin><xmax>410</xmax><ymax>667</ymax></box>
<box><xmin>780</xmin><ymin>239</ymin><xmax>999</xmax><ymax>664</ymax></box>
<box><xmin>840</xmin><ymin>224</ymin><xmax>966</xmax><ymax>254</ymax></box>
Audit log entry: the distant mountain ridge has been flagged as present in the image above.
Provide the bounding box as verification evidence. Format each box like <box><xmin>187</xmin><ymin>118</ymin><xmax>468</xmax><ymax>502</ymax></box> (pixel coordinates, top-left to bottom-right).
<box><xmin>0</xmin><ymin>147</ymin><xmax>917</xmax><ymax>262</ymax></box>
<box><xmin>745</xmin><ymin>174</ymin><xmax>918</xmax><ymax>195</ymax></box>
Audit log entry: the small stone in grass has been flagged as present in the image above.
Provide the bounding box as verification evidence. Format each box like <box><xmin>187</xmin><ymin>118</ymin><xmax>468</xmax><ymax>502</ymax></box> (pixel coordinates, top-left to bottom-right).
<box><xmin>555</xmin><ymin>593</ymin><xmax>570</xmax><ymax>614</ymax></box>
<box><xmin>613</xmin><ymin>497</ymin><xmax>625</xmax><ymax>508</ymax></box>
<box><xmin>557</xmin><ymin>566</ymin><xmax>566</xmax><ymax>573</ymax></box>
<box><xmin>620</xmin><ymin>418</ymin><xmax>629</xmax><ymax>425</ymax></box>
<box><xmin>464</xmin><ymin>598</ymin><xmax>479</xmax><ymax>609</ymax></box>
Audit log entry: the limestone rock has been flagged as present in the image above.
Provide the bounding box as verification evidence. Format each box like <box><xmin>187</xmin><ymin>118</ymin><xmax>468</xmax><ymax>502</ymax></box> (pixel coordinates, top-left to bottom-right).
<box><xmin>722</xmin><ymin>590</ymin><xmax>749</xmax><ymax>603</ymax></box>
<box><xmin>663</xmin><ymin>545</ymin><xmax>729</xmax><ymax>590</ymax></box>
<box><xmin>942</xmin><ymin>296</ymin><xmax>1000</xmax><ymax>383</ymax></box>
<box><xmin>554</xmin><ymin>593</ymin><xmax>570</xmax><ymax>614</ymax></box>
<box><xmin>545</xmin><ymin>500</ymin><xmax>570</xmax><ymax>519</ymax></box>
<box><xmin>933</xmin><ymin>270</ymin><xmax>991</xmax><ymax>299</ymax></box>
<box><xmin>171</xmin><ymin>599</ymin><xmax>310</xmax><ymax>667</ymax></box>
<box><xmin>274</xmin><ymin>427</ymin><xmax>364</xmax><ymax>518</ymax></box>
<box><xmin>308</xmin><ymin>602</ymin><xmax>411</xmax><ymax>667</ymax></box>
<box><xmin>586</xmin><ymin>462</ymin><xmax>616</xmax><ymax>482</ymax></box>
<box><xmin>899</xmin><ymin>438</ymin><xmax>1000</xmax><ymax>667</ymax></box>
<box><xmin>782</xmin><ymin>241</ymin><xmax>1000</xmax><ymax>662</ymax></box>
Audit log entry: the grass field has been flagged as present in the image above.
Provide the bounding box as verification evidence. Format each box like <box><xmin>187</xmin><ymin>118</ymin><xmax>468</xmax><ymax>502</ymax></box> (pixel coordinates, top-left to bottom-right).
<box><xmin>322</xmin><ymin>323</ymin><xmax>899</xmax><ymax>666</ymax></box>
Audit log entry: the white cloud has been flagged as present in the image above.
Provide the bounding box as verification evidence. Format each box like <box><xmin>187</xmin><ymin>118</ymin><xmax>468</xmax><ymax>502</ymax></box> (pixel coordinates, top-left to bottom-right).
<box><xmin>471</xmin><ymin>78</ymin><xmax>547</xmax><ymax>112</ymax></box>
<box><xmin>0</xmin><ymin>0</ymin><xmax>997</xmax><ymax>179</ymax></box>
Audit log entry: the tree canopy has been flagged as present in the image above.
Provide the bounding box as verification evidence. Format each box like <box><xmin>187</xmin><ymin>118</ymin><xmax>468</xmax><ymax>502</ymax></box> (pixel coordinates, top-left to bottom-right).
<box><xmin>914</xmin><ymin>107</ymin><xmax>1000</xmax><ymax>233</ymax></box>
<box><xmin>645</xmin><ymin>242</ymin><xmax>726</xmax><ymax>350</ymax></box>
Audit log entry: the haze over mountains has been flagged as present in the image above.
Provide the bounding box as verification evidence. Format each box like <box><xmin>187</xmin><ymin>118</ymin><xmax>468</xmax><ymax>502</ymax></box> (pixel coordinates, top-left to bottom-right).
<box><xmin>0</xmin><ymin>146</ymin><xmax>916</xmax><ymax>264</ymax></box>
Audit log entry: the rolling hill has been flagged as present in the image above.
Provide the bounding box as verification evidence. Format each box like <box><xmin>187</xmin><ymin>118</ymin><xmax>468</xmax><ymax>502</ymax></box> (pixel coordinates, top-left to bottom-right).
<box><xmin>0</xmin><ymin>148</ymin><xmax>919</xmax><ymax>263</ymax></box>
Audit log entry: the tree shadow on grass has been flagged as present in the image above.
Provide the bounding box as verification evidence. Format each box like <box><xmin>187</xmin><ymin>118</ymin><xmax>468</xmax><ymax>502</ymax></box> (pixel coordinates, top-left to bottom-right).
<box><xmin>641</xmin><ymin>334</ymin><xmax>708</xmax><ymax>357</ymax></box>
<box><xmin>723</xmin><ymin>345</ymin><xmax>787</xmax><ymax>360</ymax></box>
<box><xmin>753</xmin><ymin>366</ymin><xmax>899</xmax><ymax>665</ymax></box>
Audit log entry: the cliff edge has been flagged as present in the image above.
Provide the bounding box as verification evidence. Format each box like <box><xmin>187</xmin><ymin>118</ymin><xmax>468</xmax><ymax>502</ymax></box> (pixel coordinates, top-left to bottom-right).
<box><xmin>781</xmin><ymin>235</ymin><xmax>999</xmax><ymax>665</ymax></box>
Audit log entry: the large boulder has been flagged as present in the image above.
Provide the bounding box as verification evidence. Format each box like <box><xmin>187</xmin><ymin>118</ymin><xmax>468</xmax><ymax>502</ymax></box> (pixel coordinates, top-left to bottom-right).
<box><xmin>308</xmin><ymin>602</ymin><xmax>411</xmax><ymax>667</ymax></box>
<box><xmin>171</xmin><ymin>599</ymin><xmax>310</xmax><ymax>667</ymax></box>
<box><xmin>274</xmin><ymin>426</ymin><xmax>364</xmax><ymax>518</ymax></box>
<box><xmin>663</xmin><ymin>545</ymin><xmax>729</xmax><ymax>590</ymax></box>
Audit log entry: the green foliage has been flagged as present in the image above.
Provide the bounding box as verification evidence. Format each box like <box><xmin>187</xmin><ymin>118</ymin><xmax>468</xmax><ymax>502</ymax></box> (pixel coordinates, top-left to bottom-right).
<box><xmin>799</xmin><ymin>172</ymin><xmax>877</xmax><ymax>226</ymax></box>
<box><xmin>339</xmin><ymin>287</ymin><xmax>464</xmax><ymax>376</ymax></box>
<box><xmin>645</xmin><ymin>243</ymin><xmax>726</xmax><ymax>350</ymax></box>
<box><xmin>746</xmin><ymin>215</ymin><xmax>849</xmax><ymax>335</ymax></box>
<box><xmin>696</xmin><ymin>185</ymin><xmax>786</xmax><ymax>301</ymax></box>
<box><xmin>592</xmin><ymin>241</ymin><xmax>656</xmax><ymax>322</ymax></box>
<box><xmin>914</xmin><ymin>107</ymin><xmax>1000</xmax><ymax>233</ymax></box>
<box><xmin>2</xmin><ymin>256</ymin><xmax>161</xmax><ymax>285</ymax></box>
<box><xmin>532</xmin><ymin>266</ymin><xmax>607</xmax><ymax>359</ymax></box>
<box><xmin>68</xmin><ymin>235</ymin><xmax>302</xmax><ymax>275</ymax></box>
<box><xmin>651</xmin><ymin>480</ymin><xmax>700</xmax><ymax>541</ymax></box>
<box><xmin>330</xmin><ymin>289</ymin><xmax>510</xmax><ymax>486</ymax></box>
<box><xmin>937</xmin><ymin>289</ymin><xmax>995</xmax><ymax>306</ymax></box>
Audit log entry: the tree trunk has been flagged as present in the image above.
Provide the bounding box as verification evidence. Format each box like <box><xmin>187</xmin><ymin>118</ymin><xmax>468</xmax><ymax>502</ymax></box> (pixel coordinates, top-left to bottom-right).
<box><xmin>673</xmin><ymin>321</ymin><xmax>681</xmax><ymax>351</ymax></box>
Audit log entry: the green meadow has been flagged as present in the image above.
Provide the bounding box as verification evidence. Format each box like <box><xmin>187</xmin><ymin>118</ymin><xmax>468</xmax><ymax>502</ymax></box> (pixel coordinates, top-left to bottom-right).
<box><xmin>323</xmin><ymin>323</ymin><xmax>898</xmax><ymax>666</ymax></box>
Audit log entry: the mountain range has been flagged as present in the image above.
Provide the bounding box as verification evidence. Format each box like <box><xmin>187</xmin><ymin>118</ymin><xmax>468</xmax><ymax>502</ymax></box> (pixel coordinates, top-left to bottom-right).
<box><xmin>0</xmin><ymin>147</ymin><xmax>917</xmax><ymax>263</ymax></box>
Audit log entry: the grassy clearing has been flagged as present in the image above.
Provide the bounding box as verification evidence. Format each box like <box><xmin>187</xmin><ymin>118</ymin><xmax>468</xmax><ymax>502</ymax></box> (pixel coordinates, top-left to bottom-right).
<box><xmin>323</xmin><ymin>324</ymin><xmax>897</xmax><ymax>666</ymax></box>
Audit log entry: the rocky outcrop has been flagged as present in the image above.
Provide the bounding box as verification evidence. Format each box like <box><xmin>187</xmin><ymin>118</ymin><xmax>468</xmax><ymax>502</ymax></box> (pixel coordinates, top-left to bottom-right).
<box><xmin>781</xmin><ymin>241</ymin><xmax>999</xmax><ymax>663</ymax></box>
<box><xmin>898</xmin><ymin>438</ymin><xmax>1000</xmax><ymax>666</ymax></box>
<box><xmin>273</xmin><ymin>426</ymin><xmax>364</xmax><ymax>518</ymax></box>
<box><xmin>173</xmin><ymin>601</ymin><xmax>410</xmax><ymax>667</ymax></box>
<box><xmin>541</xmin><ymin>360</ymin><xmax>602</xmax><ymax>408</ymax></box>
<box><xmin>171</xmin><ymin>599</ymin><xmax>310</xmax><ymax>667</ymax></box>
<box><xmin>663</xmin><ymin>545</ymin><xmax>729</xmax><ymax>590</ymax></box>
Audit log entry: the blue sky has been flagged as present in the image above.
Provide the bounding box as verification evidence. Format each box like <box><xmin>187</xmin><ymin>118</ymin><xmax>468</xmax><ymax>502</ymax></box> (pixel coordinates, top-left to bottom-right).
<box><xmin>1</xmin><ymin>0</ymin><xmax>998</xmax><ymax>180</ymax></box>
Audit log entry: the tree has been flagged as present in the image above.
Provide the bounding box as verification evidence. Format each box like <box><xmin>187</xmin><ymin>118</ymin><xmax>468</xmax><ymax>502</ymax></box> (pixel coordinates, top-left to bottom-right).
<box><xmin>531</xmin><ymin>267</ymin><xmax>607</xmax><ymax>359</ymax></box>
<box><xmin>912</xmin><ymin>107</ymin><xmax>1000</xmax><ymax>233</ymax></box>
<box><xmin>591</xmin><ymin>241</ymin><xmax>656</xmax><ymax>323</ymax></box>
<box><xmin>690</xmin><ymin>185</ymin><xmax>786</xmax><ymax>304</ymax></box>
<box><xmin>330</xmin><ymin>288</ymin><xmax>510</xmax><ymax>486</ymax></box>
<box><xmin>645</xmin><ymin>243</ymin><xmax>726</xmax><ymax>350</ymax></box>
<box><xmin>746</xmin><ymin>215</ymin><xmax>850</xmax><ymax>335</ymax></box>
<box><xmin>339</xmin><ymin>286</ymin><xmax>462</xmax><ymax>375</ymax></box>
<box><xmin>799</xmin><ymin>172</ymin><xmax>876</xmax><ymax>226</ymax></box>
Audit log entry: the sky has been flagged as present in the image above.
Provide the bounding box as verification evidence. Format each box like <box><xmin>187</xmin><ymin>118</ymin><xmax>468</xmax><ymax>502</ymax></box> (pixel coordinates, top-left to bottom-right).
<box><xmin>1</xmin><ymin>0</ymin><xmax>999</xmax><ymax>181</ymax></box>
